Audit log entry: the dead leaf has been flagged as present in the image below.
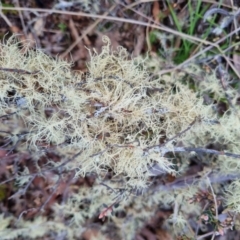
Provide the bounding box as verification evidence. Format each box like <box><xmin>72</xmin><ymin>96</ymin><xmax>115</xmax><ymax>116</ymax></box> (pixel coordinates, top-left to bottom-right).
<box><xmin>34</xmin><ymin>18</ymin><xmax>45</xmax><ymax>36</ymax></box>
<box><xmin>152</xmin><ymin>1</ymin><xmax>160</xmax><ymax>24</ymax></box>
<box><xmin>233</xmin><ymin>53</ymin><xmax>240</xmax><ymax>75</ymax></box>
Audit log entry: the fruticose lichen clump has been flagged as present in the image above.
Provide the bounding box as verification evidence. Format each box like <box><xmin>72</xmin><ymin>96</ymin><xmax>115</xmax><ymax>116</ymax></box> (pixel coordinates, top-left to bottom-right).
<box><xmin>0</xmin><ymin>36</ymin><xmax>216</xmax><ymax>189</ymax></box>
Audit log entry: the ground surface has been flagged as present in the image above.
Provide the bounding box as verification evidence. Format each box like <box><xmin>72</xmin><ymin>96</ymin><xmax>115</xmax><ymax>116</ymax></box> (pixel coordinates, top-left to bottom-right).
<box><xmin>1</xmin><ymin>1</ymin><xmax>240</xmax><ymax>240</ymax></box>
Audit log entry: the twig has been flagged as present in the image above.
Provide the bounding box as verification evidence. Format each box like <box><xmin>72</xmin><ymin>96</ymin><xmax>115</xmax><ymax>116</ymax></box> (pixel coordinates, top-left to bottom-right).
<box><xmin>14</xmin><ymin>0</ymin><xmax>28</xmax><ymax>37</ymax></box>
<box><xmin>0</xmin><ymin>111</ymin><xmax>19</xmax><ymax>119</ymax></box>
<box><xmin>143</xmin><ymin>117</ymin><xmax>199</xmax><ymax>152</ymax></box>
<box><xmin>38</xmin><ymin>176</ymin><xmax>61</xmax><ymax>213</ymax></box>
<box><xmin>167</xmin><ymin>147</ymin><xmax>240</xmax><ymax>159</ymax></box>
<box><xmin>0</xmin><ymin>6</ymin><xmax>216</xmax><ymax>46</ymax></box>
<box><xmin>207</xmin><ymin>177</ymin><xmax>219</xmax><ymax>224</ymax></box>
<box><xmin>197</xmin><ymin>231</ymin><xmax>215</xmax><ymax>240</ymax></box>
<box><xmin>8</xmin><ymin>175</ymin><xmax>35</xmax><ymax>200</ymax></box>
<box><xmin>100</xmin><ymin>182</ymin><xmax>116</xmax><ymax>193</ymax></box>
<box><xmin>145</xmin><ymin>144</ymin><xmax>240</xmax><ymax>159</ymax></box>
<box><xmin>99</xmin><ymin>197</ymin><xmax>122</xmax><ymax>220</ymax></box>
<box><xmin>155</xmin><ymin>172</ymin><xmax>240</xmax><ymax>192</ymax></box>
<box><xmin>17</xmin><ymin>176</ymin><xmax>61</xmax><ymax>220</ymax></box>
<box><xmin>54</xmin><ymin>150</ymin><xmax>83</xmax><ymax>170</ymax></box>
<box><xmin>0</xmin><ymin>150</ymin><xmax>82</xmax><ymax>185</ymax></box>
<box><xmin>60</xmin><ymin>4</ymin><xmax>117</xmax><ymax>58</ymax></box>
<box><xmin>89</xmin><ymin>143</ymin><xmax>138</xmax><ymax>158</ymax></box>
<box><xmin>211</xmin><ymin>232</ymin><xmax>216</xmax><ymax>240</ymax></box>
<box><xmin>162</xmin><ymin>117</ymin><xmax>199</xmax><ymax>146</ymax></box>
<box><xmin>0</xmin><ymin>7</ymin><xmax>12</xmax><ymax>27</ymax></box>
<box><xmin>0</xmin><ymin>67</ymin><xmax>39</xmax><ymax>75</ymax></box>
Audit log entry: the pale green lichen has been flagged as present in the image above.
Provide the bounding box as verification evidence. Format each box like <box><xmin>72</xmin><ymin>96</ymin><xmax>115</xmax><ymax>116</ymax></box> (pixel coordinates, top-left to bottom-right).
<box><xmin>2</xmin><ymin>35</ymin><xmax>240</xmax><ymax>239</ymax></box>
